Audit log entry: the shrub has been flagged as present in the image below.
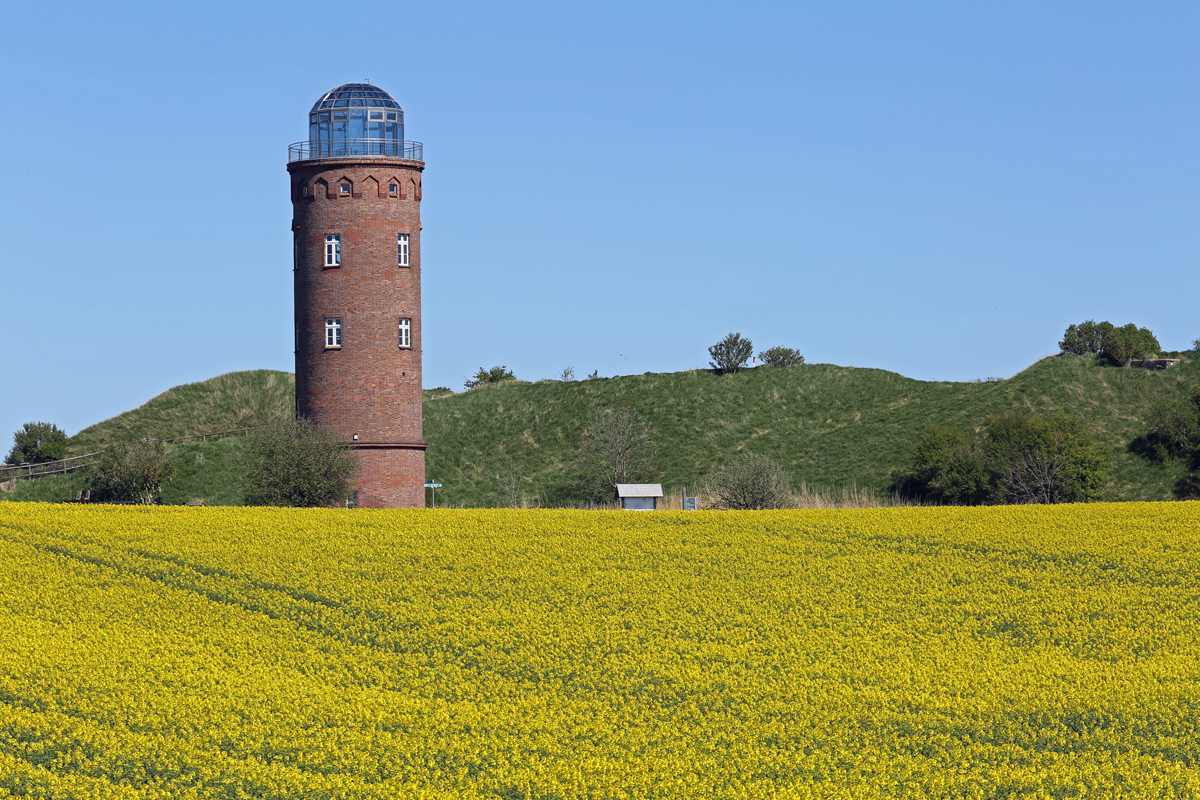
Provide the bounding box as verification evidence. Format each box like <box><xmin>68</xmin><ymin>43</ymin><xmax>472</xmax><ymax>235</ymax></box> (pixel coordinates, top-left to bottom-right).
<box><xmin>6</xmin><ymin>422</ymin><xmax>69</xmax><ymax>465</ymax></box>
<box><xmin>757</xmin><ymin>346</ymin><xmax>805</xmax><ymax>368</ymax></box>
<box><xmin>569</xmin><ymin>405</ymin><xmax>657</xmax><ymax>504</ymax></box>
<box><xmin>910</xmin><ymin>425</ymin><xmax>990</xmax><ymax>505</ymax></box>
<box><xmin>237</xmin><ymin>420</ymin><xmax>359</xmax><ymax>507</ymax></box>
<box><xmin>1101</xmin><ymin>324</ymin><xmax>1160</xmax><ymax>366</ymax></box>
<box><xmin>1059</xmin><ymin>320</ymin><xmax>1111</xmax><ymax>355</ymax></box>
<box><xmin>1058</xmin><ymin>320</ymin><xmax>1160</xmax><ymax>366</ymax></box>
<box><xmin>1146</xmin><ymin>387</ymin><xmax>1200</xmax><ymax>461</ymax></box>
<box><xmin>906</xmin><ymin>411</ymin><xmax>1106</xmax><ymax>505</ymax></box>
<box><xmin>1177</xmin><ymin>469</ymin><xmax>1200</xmax><ymax>500</ymax></box>
<box><xmin>88</xmin><ymin>439</ymin><xmax>175</xmax><ymax>504</ymax></box>
<box><xmin>703</xmin><ymin>452</ymin><xmax>792</xmax><ymax>510</ymax></box>
<box><xmin>465</xmin><ymin>366</ymin><xmax>516</xmax><ymax>390</ymax></box>
<box><xmin>984</xmin><ymin>412</ymin><xmax>1108</xmax><ymax>504</ymax></box>
<box><xmin>708</xmin><ymin>333</ymin><xmax>754</xmax><ymax>373</ymax></box>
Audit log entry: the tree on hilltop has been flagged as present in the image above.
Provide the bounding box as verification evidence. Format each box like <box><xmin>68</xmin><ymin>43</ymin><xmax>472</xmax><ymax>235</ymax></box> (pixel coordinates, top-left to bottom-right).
<box><xmin>709</xmin><ymin>333</ymin><xmax>754</xmax><ymax>373</ymax></box>
<box><xmin>1100</xmin><ymin>324</ymin><xmax>1160</xmax><ymax>366</ymax></box>
<box><xmin>465</xmin><ymin>366</ymin><xmax>517</xmax><ymax>390</ymax></box>
<box><xmin>6</xmin><ymin>422</ymin><xmax>69</xmax><ymax>465</ymax></box>
<box><xmin>1059</xmin><ymin>320</ymin><xmax>1111</xmax><ymax>355</ymax></box>
<box><xmin>1059</xmin><ymin>319</ymin><xmax>1160</xmax><ymax>366</ymax></box>
<box><xmin>757</xmin><ymin>346</ymin><xmax>805</xmax><ymax>368</ymax></box>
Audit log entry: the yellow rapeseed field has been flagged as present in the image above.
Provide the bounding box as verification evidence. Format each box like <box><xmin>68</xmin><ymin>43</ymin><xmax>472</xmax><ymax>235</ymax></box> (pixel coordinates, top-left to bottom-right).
<box><xmin>1</xmin><ymin>502</ymin><xmax>1198</xmax><ymax>799</ymax></box>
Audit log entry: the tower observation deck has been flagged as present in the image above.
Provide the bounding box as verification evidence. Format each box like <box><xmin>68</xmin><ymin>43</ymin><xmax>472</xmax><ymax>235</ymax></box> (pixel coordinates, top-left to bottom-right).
<box><xmin>288</xmin><ymin>83</ymin><xmax>423</xmax><ymax>162</ymax></box>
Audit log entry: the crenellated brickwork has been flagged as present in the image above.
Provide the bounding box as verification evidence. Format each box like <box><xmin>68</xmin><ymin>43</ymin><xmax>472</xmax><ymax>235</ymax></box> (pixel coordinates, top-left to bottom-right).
<box><xmin>288</xmin><ymin>156</ymin><xmax>426</xmax><ymax>507</ymax></box>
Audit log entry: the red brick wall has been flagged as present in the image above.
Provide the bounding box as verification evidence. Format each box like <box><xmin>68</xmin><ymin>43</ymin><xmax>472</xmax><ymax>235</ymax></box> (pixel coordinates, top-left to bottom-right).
<box><xmin>288</xmin><ymin>156</ymin><xmax>426</xmax><ymax>507</ymax></box>
<box><xmin>354</xmin><ymin>446</ymin><xmax>427</xmax><ymax>508</ymax></box>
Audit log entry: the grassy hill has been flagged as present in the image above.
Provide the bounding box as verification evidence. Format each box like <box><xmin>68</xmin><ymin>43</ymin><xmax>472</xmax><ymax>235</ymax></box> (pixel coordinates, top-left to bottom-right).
<box><xmin>425</xmin><ymin>354</ymin><xmax>1198</xmax><ymax>507</ymax></box>
<box><xmin>68</xmin><ymin>370</ymin><xmax>294</xmax><ymax>455</ymax></box>
<box><xmin>4</xmin><ymin>356</ymin><xmax>1196</xmax><ymax>506</ymax></box>
<box><xmin>2</xmin><ymin>372</ymin><xmax>292</xmax><ymax>505</ymax></box>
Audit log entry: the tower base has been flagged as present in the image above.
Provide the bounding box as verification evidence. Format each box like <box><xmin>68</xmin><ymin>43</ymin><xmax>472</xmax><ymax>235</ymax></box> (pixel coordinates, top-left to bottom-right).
<box><xmin>353</xmin><ymin>444</ymin><xmax>427</xmax><ymax>508</ymax></box>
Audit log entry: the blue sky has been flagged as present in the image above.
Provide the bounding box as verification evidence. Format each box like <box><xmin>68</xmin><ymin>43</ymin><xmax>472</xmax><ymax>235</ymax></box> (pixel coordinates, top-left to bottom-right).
<box><xmin>2</xmin><ymin>1</ymin><xmax>1197</xmax><ymax>441</ymax></box>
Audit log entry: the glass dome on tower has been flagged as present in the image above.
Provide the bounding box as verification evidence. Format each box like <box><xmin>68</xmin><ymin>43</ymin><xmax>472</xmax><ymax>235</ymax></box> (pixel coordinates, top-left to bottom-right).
<box><xmin>290</xmin><ymin>82</ymin><xmax>421</xmax><ymax>161</ymax></box>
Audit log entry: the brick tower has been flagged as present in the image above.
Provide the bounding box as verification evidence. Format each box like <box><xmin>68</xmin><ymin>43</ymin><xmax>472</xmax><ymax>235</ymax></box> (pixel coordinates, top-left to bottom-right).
<box><xmin>287</xmin><ymin>83</ymin><xmax>425</xmax><ymax>508</ymax></box>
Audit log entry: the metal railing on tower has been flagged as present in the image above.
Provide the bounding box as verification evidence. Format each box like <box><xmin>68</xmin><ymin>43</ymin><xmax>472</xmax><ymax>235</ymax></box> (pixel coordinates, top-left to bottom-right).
<box><xmin>288</xmin><ymin>140</ymin><xmax>423</xmax><ymax>162</ymax></box>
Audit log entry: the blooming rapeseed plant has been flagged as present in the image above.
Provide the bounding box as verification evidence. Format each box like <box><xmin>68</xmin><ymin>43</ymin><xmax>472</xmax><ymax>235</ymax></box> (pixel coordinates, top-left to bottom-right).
<box><xmin>0</xmin><ymin>502</ymin><xmax>1198</xmax><ymax>798</ymax></box>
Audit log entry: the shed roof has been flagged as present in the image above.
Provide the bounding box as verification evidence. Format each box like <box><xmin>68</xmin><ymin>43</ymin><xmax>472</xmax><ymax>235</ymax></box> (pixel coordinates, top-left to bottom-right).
<box><xmin>615</xmin><ymin>484</ymin><xmax>664</xmax><ymax>498</ymax></box>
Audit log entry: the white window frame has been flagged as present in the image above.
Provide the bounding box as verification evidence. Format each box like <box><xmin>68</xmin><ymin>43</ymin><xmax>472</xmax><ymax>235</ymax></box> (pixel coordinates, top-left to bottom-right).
<box><xmin>398</xmin><ymin>317</ymin><xmax>411</xmax><ymax>348</ymax></box>
<box><xmin>325</xmin><ymin>318</ymin><xmax>343</xmax><ymax>348</ymax></box>
<box><xmin>325</xmin><ymin>234</ymin><xmax>341</xmax><ymax>266</ymax></box>
<box><xmin>397</xmin><ymin>233</ymin><xmax>409</xmax><ymax>267</ymax></box>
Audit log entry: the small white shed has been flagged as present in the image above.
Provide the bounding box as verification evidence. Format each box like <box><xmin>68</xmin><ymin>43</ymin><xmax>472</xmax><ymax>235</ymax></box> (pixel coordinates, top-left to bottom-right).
<box><xmin>615</xmin><ymin>483</ymin><xmax>664</xmax><ymax>510</ymax></box>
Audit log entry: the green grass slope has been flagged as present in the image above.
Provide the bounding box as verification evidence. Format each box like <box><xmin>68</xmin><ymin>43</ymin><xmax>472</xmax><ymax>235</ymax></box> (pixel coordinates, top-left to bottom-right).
<box><xmin>159</xmin><ymin>437</ymin><xmax>248</xmax><ymax>506</ymax></box>
<box><xmin>7</xmin><ymin>357</ymin><xmax>1194</xmax><ymax>507</ymax></box>
<box><xmin>2</xmin><ymin>371</ymin><xmax>291</xmax><ymax>506</ymax></box>
<box><xmin>68</xmin><ymin>370</ymin><xmax>294</xmax><ymax>455</ymax></box>
<box><xmin>423</xmin><ymin>355</ymin><xmax>1198</xmax><ymax>507</ymax></box>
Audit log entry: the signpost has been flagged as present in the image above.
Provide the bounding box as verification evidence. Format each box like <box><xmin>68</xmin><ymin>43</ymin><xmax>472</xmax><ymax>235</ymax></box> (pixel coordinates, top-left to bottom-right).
<box><xmin>424</xmin><ymin>482</ymin><xmax>443</xmax><ymax>508</ymax></box>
